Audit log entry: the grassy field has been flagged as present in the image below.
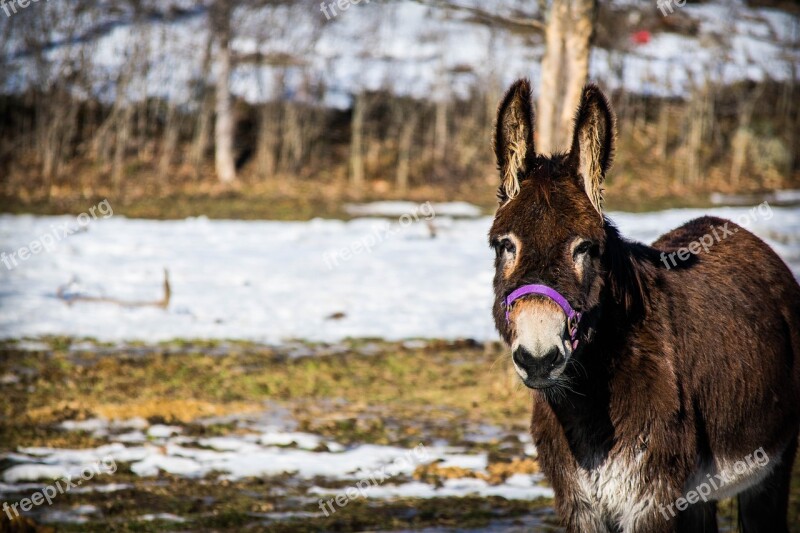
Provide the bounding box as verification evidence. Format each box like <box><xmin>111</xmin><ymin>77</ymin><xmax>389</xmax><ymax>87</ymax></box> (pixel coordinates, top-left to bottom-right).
<box><xmin>0</xmin><ymin>338</ymin><xmax>798</xmax><ymax>531</ymax></box>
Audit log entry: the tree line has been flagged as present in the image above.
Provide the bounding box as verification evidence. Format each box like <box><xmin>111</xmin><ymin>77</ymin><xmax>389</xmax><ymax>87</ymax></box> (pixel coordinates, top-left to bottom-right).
<box><xmin>0</xmin><ymin>0</ymin><xmax>796</xmax><ymax>207</ymax></box>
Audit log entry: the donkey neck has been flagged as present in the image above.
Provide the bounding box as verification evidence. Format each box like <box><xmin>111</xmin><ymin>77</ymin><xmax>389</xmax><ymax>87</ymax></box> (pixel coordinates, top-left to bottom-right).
<box><xmin>598</xmin><ymin>221</ymin><xmax>658</xmax><ymax>326</ymax></box>
<box><xmin>539</xmin><ymin>223</ymin><xmax>660</xmax><ymax>466</ymax></box>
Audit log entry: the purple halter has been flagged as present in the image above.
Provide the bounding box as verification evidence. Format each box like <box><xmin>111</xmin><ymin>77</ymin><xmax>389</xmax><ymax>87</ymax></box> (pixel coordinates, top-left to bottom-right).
<box><xmin>504</xmin><ymin>284</ymin><xmax>583</xmax><ymax>349</ymax></box>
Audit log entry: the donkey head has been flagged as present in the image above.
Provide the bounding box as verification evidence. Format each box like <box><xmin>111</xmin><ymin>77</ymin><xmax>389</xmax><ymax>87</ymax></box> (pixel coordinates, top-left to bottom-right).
<box><xmin>490</xmin><ymin>79</ymin><xmax>615</xmax><ymax>390</ymax></box>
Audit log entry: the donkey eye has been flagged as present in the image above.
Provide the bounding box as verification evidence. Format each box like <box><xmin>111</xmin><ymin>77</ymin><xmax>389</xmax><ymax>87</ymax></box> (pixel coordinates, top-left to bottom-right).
<box><xmin>501</xmin><ymin>239</ymin><xmax>516</xmax><ymax>254</ymax></box>
<box><xmin>573</xmin><ymin>240</ymin><xmax>592</xmax><ymax>258</ymax></box>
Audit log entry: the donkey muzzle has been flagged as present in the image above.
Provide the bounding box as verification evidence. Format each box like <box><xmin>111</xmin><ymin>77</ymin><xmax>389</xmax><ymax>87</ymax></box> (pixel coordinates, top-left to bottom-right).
<box><xmin>513</xmin><ymin>345</ymin><xmax>565</xmax><ymax>387</ymax></box>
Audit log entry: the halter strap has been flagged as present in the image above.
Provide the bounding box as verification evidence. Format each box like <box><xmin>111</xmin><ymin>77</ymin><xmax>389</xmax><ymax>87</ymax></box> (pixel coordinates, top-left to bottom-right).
<box><xmin>504</xmin><ymin>284</ymin><xmax>583</xmax><ymax>349</ymax></box>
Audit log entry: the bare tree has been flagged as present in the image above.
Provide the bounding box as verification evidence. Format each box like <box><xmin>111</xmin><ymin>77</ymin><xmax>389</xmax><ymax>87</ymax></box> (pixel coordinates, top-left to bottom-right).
<box><xmin>411</xmin><ymin>0</ymin><xmax>594</xmax><ymax>156</ymax></box>
<box><xmin>434</xmin><ymin>66</ymin><xmax>448</xmax><ymax>162</ymax></box>
<box><xmin>191</xmin><ymin>34</ymin><xmax>215</xmax><ymax>177</ymax></box>
<box><xmin>537</xmin><ymin>0</ymin><xmax>596</xmax><ymax>155</ymax></box>
<box><xmin>349</xmin><ymin>92</ymin><xmax>366</xmax><ymax>190</ymax></box>
<box><xmin>396</xmin><ymin>110</ymin><xmax>417</xmax><ymax>194</ymax></box>
<box><xmin>158</xmin><ymin>101</ymin><xmax>180</xmax><ymax>180</ymax></box>
<box><xmin>211</xmin><ymin>0</ymin><xmax>237</xmax><ymax>183</ymax></box>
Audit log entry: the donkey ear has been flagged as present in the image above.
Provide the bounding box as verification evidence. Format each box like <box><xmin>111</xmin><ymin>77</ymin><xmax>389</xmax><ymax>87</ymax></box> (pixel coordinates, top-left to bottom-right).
<box><xmin>569</xmin><ymin>84</ymin><xmax>615</xmax><ymax>216</ymax></box>
<box><xmin>494</xmin><ymin>79</ymin><xmax>535</xmax><ymax>203</ymax></box>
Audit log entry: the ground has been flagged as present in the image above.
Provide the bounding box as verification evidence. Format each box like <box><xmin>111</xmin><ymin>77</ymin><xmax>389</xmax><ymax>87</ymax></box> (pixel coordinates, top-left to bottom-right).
<box><xmin>1</xmin><ymin>338</ymin><xmax>798</xmax><ymax>532</ymax></box>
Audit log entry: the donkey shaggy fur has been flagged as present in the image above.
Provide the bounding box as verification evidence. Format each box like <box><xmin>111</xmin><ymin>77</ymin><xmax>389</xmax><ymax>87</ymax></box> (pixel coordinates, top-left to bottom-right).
<box><xmin>489</xmin><ymin>79</ymin><xmax>800</xmax><ymax>532</ymax></box>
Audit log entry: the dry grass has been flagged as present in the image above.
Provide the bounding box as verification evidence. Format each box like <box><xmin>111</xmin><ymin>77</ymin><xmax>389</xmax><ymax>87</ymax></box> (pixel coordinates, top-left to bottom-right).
<box><xmin>1</xmin><ymin>338</ymin><xmax>798</xmax><ymax>531</ymax></box>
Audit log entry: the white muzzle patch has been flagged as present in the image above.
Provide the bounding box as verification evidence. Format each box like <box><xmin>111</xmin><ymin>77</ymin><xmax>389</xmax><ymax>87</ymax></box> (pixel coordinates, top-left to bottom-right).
<box><xmin>509</xmin><ymin>301</ymin><xmax>571</xmax><ymax>370</ymax></box>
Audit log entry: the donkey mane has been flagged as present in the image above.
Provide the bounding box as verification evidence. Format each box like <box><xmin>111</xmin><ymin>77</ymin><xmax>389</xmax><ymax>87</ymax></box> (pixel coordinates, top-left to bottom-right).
<box><xmin>603</xmin><ymin>220</ymin><xmax>701</xmax><ymax>322</ymax></box>
<box><xmin>602</xmin><ymin>221</ymin><xmax>659</xmax><ymax>322</ymax></box>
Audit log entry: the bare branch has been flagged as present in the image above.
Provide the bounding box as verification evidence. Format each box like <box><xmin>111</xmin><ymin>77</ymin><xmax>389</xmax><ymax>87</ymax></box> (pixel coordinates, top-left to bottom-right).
<box><xmin>411</xmin><ymin>0</ymin><xmax>545</xmax><ymax>32</ymax></box>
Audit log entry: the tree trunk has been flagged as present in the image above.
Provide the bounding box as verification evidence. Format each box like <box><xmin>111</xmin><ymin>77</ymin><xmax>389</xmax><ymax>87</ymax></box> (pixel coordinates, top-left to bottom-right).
<box><xmin>656</xmin><ymin>101</ymin><xmax>669</xmax><ymax>161</ymax></box>
<box><xmin>434</xmin><ymin>99</ymin><xmax>447</xmax><ymax>161</ymax></box>
<box><xmin>684</xmin><ymin>82</ymin><xmax>711</xmax><ymax>186</ymax></box>
<box><xmin>396</xmin><ymin>112</ymin><xmax>417</xmax><ymax>194</ymax></box>
<box><xmin>783</xmin><ymin>67</ymin><xmax>797</xmax><ymax>180</ymax></box>
<box><xmin>212</xmin><ymin>0</ymin><xmax>236</xmax><ymax>184</ymax></box>
<box><xmin>159</xmin><ymin>102</ymin><xmax>180</xmax><ymax>180</ymax></box>
<box><xmin>281</xmin><ymin>102</ymin><xmax>303</xmax><ymax>172</ymax></box>
<box><xmin>112</xmin><ymin>104</ymin><xmax>133</xmax><ymax>192</ymax></box>
<box><xmin>38</xmin><ymin>93</ymin><xmax>58</xmax><ymax>192</ymax></box>
<box><xmin>256</xmin><ymin>102</ymin><xmax>279</xmax><ymax>178</ymax></box>
<box><xmin>191</xmin><ymin>34</ymin><xmax>214</xmax><ymax>177</ymax></box>
<box><xmin>729</xmin><ymin>84</ymin><xmax>763</xmax><ymax>187</ymax></box>
<box><xmin>537</xmin><ymin>0</ymin><xmax>596</xmax><ymax>155</ymax></box>
<box><xmin>349</xmin><ymin>92</ymin><xmax>366</xmax><ymax>190</ymax></box>
<box><xmin>192</xmin><ymin>93</ymin><xmax>212</xmax><ymax>176</ymax></box>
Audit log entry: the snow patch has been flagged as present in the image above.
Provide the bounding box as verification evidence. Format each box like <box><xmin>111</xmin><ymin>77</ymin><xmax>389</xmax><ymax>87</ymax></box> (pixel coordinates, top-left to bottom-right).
<box><xmin>0</xmin><ymin>206</ymin><xmax>797</xmax><ymax>343</ymax></box>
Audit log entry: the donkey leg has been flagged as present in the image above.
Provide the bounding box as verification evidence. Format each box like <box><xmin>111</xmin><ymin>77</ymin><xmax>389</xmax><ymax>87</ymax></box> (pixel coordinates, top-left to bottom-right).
<box><xmin>737</xmin><ymin>435</ymin><xmax>798</xmax><ymax>533</ymax></box>
<box><xmin>676</xmin><ymin>500</ymin><xmax>718</xmax><ymax>533</ymax></box>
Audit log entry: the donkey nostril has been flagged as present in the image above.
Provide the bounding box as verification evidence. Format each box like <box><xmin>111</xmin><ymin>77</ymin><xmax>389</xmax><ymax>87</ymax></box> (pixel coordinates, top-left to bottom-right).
<box><xmin>512</xmin><ymin>347</ymin><xmax>532</xmax><ymax>370</ymax></box>
<box><xmin>513</xmin><ymin>346</ymin><xmax>564</xmax><ymax>379</ymax></box>
<box><xmin>542</xmin><ymin>347</ymin><xmax>563</xmax><ymax>369</ymax></box>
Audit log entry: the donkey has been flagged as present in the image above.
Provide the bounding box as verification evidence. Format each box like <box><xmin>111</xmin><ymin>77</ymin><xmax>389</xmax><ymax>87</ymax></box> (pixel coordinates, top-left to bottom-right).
<box><xmin>489</xmin><ymin>79</ymin><xmax>800</xmax><ymax>533</ymax></box>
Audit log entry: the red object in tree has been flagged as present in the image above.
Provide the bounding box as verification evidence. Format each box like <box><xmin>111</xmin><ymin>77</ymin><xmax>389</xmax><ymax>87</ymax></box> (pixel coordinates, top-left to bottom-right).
<box><xmin>631</xmin><ymin>30</ymin><xmax>651</xmax><ymax>45</ymax></box>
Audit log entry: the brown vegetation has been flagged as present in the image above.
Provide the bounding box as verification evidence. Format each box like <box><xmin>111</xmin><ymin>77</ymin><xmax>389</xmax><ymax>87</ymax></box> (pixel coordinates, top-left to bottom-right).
<box><xmin>1</xmin><ymin>78</ymin><xmax>797</xmax><ymax>218</ymax></box>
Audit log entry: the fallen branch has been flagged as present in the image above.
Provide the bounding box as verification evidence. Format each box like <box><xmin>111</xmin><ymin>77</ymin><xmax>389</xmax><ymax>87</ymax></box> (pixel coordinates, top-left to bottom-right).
<box><xmin>57</xmin><ymin>269</ymin><xmax>171</xmax><ymax>309</ymax></box>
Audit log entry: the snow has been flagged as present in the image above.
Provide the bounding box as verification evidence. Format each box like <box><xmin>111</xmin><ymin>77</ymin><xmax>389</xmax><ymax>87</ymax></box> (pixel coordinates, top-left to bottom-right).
<box><xmin>1</xmin><ymin>419</ymin><xmax>549</xmax><ymax>503</ymax></box>
<box><xmin>5</xmin><ymin>424</ymin><xmax>470</xmax><ymax>481</ymax></box>
<box><xmin>0</xmin><ymin>372</ymin><xmax>19</xmax><ymax>384</ymax></box>
<box><xmin>40</xmin><ymin>505</ymin><xmax>97</xmax><ymax>525</ymax></box>
<box><xmin>0</xmin><ymin>482</ymin><xmax>44</xmax><ymax>495</ymax></box>
<box><xmin>198</xmin><ymin>436</ymin><xmax>257</xmax><ymax>452</ymax></box>
<box><xmin>710</xmin><ymin>189</ymin><xmax>800</xmax><ymax>206</ymax></box>
<box><xmin>116</xmin><ymin>431</ymin><xmax>146</xmax><ymax>443</ymax></box>
<box><xmin>146</xmin><ymin>424</ymin><xmax>183</xmax><ymax>438</ymax></box>
<box><xmin>140</xmin><ymin>513</ymin><xmax>187</xmax><ymax>523</ymax></box>
<box><xmin>438</xmin><ymin>454</ymin><xmax>489</xmax><ymax>471</ymax></box>
<box><xmin>345</xmin><ymin>201</ymin><xmax>482</xmax><ymax>218</ymax></box>
<box><xmin>257</xmin><ymin>431</ymin><xmax>342</xmax><ymax>451</ymax></box>
<box><xmin>1</xmin><ymin>205</ymin><xmax>798</xmax><ymax>344</ymax></box>
<box><xmin>129</xmin><ymin>454</ymin><xmax>202</xmax><ymax>478</ymax></box>
<box><xmin>59</xmin><ymin>419</ymin><xmax>108</xmax><ymax>433</ymax></box>
<box><xmin>71</xmin><ymin>483</ymin><xmax>133</xmax><ymax>494</ymax></box>
<box><xmin>2</xmin><ymin>465</ymin><xmax>69</xmax><ymax>483</ymax></box>
<box><xmin>310</xmin><ymin>476</ymin><xmax>554</xmax><ymax>501</ymax></box>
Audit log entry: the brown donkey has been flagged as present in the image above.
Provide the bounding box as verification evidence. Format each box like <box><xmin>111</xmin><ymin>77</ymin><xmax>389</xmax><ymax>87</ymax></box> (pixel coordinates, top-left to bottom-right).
<box><xmin>489</xmin><ymin>79</ymin><xmax>800</xmax><ymax>532</ymax></box>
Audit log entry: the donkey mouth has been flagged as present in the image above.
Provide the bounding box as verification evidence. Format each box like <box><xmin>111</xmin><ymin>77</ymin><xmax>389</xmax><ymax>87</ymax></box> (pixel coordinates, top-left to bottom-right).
<box><xmin>522</xmin><ymin>377</ymin><xmax>558</xmax><ymax>390</ymax></box>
